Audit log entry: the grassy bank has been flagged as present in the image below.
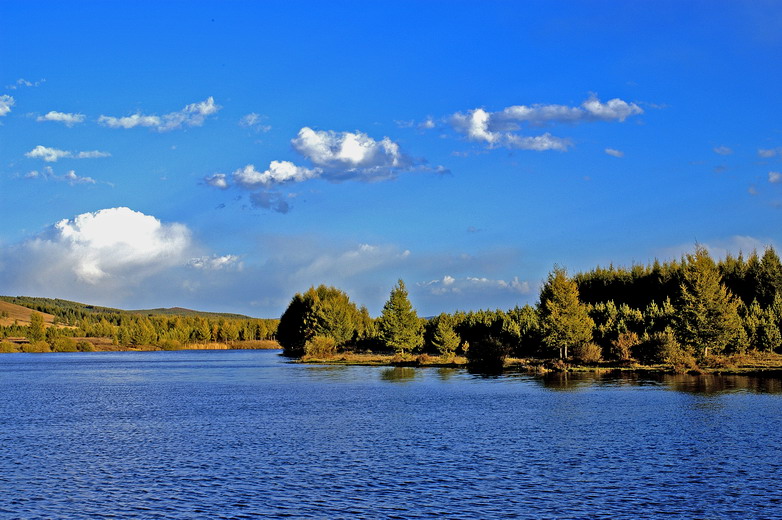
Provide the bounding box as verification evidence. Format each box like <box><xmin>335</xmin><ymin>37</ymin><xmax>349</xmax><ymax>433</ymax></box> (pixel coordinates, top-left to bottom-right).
<box><xmin>0</xmin><ymin>338</ymin><xmax>281</xmax><ymax>353</ymax></box>
<box><xmin>297</xmin><ymin>351</ymin><xmax>782</xmax><ymax>376</ymax></box>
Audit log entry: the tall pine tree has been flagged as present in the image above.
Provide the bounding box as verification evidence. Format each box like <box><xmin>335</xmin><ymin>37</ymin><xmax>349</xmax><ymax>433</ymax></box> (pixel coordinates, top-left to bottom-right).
<box><xmin>378</xmin><ymin>279</ymin><xmax>423</xmax><ymax>355</ymax></box>
<box><xmin>539</xmin><ymin>267</ymin><xmax>594</xmax><ymax>359</ymax></box>
<box><xmin>676</xmin><ymin>246</ymin><xmax>743</xmax><ymax>358</ymax></box>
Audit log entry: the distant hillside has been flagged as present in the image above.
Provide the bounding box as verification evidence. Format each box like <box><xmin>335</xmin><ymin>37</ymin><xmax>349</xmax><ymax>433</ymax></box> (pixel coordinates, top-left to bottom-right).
<box><xmin>129</xmin><ymin>307</ymin><xmax>252</xmax><ymax>319</ymax></box>
<box><xmin>0</xmin><ymin>296</ymin><xmax>255</xmax><ymax>321</ymax></box>
<box><xmin>0</xmin><ymin>300</ymin><xmax>57</xmax><ymax>327</ymax></box>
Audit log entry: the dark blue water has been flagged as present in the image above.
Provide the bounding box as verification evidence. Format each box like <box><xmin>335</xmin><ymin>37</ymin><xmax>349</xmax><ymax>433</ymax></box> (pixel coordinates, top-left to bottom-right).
<box><xmin>1</xmin><ymin>350</ymin><xmax>781</xmax><ymax>519</ymax></box>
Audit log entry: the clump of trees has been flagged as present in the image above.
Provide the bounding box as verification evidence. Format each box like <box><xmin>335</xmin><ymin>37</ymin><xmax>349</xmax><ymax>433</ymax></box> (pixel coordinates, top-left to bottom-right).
<box><xmin>276</xmin><ymin>245</ymin><xmax>782</xmax><ymax>371</ymax></box>
<box><xmin>277</xmin><ymin>285</ymin><xmax>374</xmax><ymax>357</ymax></box>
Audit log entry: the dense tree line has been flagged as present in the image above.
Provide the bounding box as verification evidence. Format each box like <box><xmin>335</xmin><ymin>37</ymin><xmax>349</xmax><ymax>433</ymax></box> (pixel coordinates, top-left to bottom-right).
<box><xmin>277</xmin><ymin>246</ymin><xmax>782</xmax><ymax>370</ymax></box>
<box><xmin>1</xmin><ymin>299</ymin><xmax>278</xmax><ymax>350</ymax></box>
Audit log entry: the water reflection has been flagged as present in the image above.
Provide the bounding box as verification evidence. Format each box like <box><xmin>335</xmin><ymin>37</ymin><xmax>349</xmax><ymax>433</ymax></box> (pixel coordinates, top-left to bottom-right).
<box><xmin>657</xmin><ymin>373</ymin><xmax>782</xmax><ymax>395</ymax></box>
<box><xmin>435</xmin><ymin>367</ymin><xmax>458</xmax><ymax>381</ymax></box>
<box><xmin>380</xmin><ymin>367</ymin><xmax>419</xmax><ymax>383</ymax></box>
<box><xmin>524</xmin><ymin>370</ymin><xmax>782</xmax><ymax>395</ymax></box>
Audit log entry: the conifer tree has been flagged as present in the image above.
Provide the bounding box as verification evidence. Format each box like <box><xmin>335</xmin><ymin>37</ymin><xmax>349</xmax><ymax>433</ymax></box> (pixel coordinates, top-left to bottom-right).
<box><xmin>676</xmin><ymin>246</ymin><xmax>743</xmax><ymax>358</ymax></box>
<box><xmin>759</xmin><ymin>247</ymin><xmax>782</xmax><ymax>306</ymax></box>
<box><xmin>539</xmin><ymin>267</ymin><xmax>594</xmax><ymax>359</ymax></box>
<box><xmin>28</xmin><ymin>312</ymin><xmax>46</xmax><ymax>342</ymax></box>
<box><xmin>378</xmin><ymin>279</ymin><xmax>423</xmax><ymax>355</ymax></box>
<box><xmin>431</xmin><ymin>313</ymin><xmax>460</xmax><ymax>358</ymax></box>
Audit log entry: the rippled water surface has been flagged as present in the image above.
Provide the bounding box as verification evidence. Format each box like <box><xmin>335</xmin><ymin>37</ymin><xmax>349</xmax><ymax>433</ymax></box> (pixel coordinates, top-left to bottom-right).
<box><xmin>1</xmin><ymin>350</ymin><xmax>781</xmax><ymax>519</ymax></box>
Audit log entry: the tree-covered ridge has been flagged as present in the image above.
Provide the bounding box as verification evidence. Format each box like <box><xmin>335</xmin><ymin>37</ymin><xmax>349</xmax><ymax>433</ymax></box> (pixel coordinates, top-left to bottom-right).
<box><xmin>278</xmin><ymin>246</ymin><xmax>782</xmax><ymax>372</ymax></box>
<box><xmin>0</xmin><ymin>296</ymin><xmax>255</xmax><ymax>321</ymax></box>
<box><xmin>0</xmin><ymin>296</ymin><xmax>279</xmax><ymax>353</ymax></box>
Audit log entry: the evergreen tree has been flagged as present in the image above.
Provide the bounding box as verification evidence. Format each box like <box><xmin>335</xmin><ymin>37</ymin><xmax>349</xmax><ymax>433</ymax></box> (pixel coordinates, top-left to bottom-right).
<box><xmin>506</xmin><ymin>305</ymin><xmax>541</xmax><ymax>357</ymax></box>
<box><xmin>28</xmin><ymin>312</ymin><xmax>46</xmax><ymax>342</ymax></box>
<box><xmin>539</xmin><ymin>267</ymin><xmax>594</xmax><ymax>359</ymax></box>
<box><xmin>377</xmin><ymin>279</ymin><xmax>423</xmax><ymax>355</ymax></box>
<box><xmin>759</xmin><ymin>247</ymin><xmax>782</xmax><ymax>306</ymax></box>
<box><xmin>676</xmin><ymin>246</ymin><xmax>743</xmax><ymax>358</ymax></box>
<box><xmin>277</xmin><ymin>290</ymin><xmax>319</xmax><ymax>356</ymax></box>
<box><xmin>430</xmin><ymin>313</ymin><xmax>460</xmax><ymax>358</ymax></box>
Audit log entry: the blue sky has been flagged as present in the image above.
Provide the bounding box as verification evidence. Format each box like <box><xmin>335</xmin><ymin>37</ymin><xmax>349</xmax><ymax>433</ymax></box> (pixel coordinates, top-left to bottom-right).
<box><xmin>1</xmin><ymin>1</ymin><xmax>781</xmax><ymax>317</ymax></box>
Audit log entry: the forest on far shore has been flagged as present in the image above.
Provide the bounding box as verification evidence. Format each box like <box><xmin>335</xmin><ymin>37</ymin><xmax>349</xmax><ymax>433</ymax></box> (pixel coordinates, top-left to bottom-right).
<box><xmin>276</xmin><ymin>245</ymin><xmax>782</xmax><ymax>372</ymax></box>
<box><xmin>0</xmin><ymin>296</ymin><xmax>279</xmax><ymax>353</ymax></box>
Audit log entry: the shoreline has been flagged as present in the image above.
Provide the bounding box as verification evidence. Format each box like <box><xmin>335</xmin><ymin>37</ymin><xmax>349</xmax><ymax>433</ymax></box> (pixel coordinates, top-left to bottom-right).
<box><xmin>295</xmin><ymin>352</ymin><xmax>782</xmax><ymax>377</ymax></box>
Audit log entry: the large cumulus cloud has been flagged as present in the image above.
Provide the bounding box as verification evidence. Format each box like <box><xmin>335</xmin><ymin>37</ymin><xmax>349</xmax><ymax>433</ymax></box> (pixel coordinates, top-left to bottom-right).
<box><xmin>0</xmin><ymin>208</ymin><xmax>194</xmax><ymax>301</ymax></box>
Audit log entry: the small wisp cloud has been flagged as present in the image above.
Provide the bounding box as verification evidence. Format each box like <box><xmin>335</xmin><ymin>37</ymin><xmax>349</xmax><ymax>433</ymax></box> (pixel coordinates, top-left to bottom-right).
<box><xmin>25</xmin><ymin>145</ymin><xmax>111</xmax><ymax>163</ymax></box>
<box><xmin>36</xmin><ymin>111</ymin><xmax>86</xmax><ymax>126</ymax></box>
<box><xmin>99</xmin><ymin>97</ymin><xmax>220</xmax><ymax>131</ymax></box>
<box><xmin>450</xmin><ymin>95</ymin><xmax>643</xmax><ymax>150</ymax></box>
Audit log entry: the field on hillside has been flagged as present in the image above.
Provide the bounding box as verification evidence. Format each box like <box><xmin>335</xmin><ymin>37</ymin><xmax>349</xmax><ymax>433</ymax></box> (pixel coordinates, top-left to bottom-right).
<box><xmin>0</xmin><ymin>301</ymin><xmax>56</xmax><ymax>327</ymax></box>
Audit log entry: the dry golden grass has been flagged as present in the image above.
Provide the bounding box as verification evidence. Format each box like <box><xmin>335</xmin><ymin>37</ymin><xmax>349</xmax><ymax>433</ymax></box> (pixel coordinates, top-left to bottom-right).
<box><xmin>0</xmin><ymin>301</ymin><xmax>57</xmax><ymax>327</ymax></box>
<box><xmin>301</xmin><ymin>352</ymin><xmax>468</xmax><ymax>367</ymax></box>
<box><xmin>229</xmin><ymin>340</ymin><xmax>281</xmax><ymax>350</ymax></box>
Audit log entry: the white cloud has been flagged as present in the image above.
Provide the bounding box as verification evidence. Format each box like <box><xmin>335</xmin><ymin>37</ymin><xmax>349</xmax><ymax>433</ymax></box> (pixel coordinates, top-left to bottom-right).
<box><xmin>6</xmin><ymin>78</ymin><xmax>44</xmax><ymax>89</ymax></box>
<box><xmin>24</xmin><ymin>166</ymin><xmax>105</xmax><ymax>186</ymax></box>
<box><xmin>25</xmin><ymin>145</ymin><xmax>111</xmax><ymax>162</ymax></box>
<box><xmin>759</xmin><ymin>148</ymin><xmax>782</xmax><ymax>158</ymax></box>
<box><xmin>605</xmin><ymin>148</ymin><xmax>624</xmax><ymax>157</ymax></box>
<box><xmin>188</xmin><ymin>255</ymin><xmax>241</xmax><ymax>271</ymax></box>
<box><xmin>419</xmin><ymin>275</ymin><xmax>530</xmax><ymax>296</ymax></box>
<box><xmin>98</xmin><ymin>113</ymin><xmax>162</xmax><ymax>129</ymax></box>
<box><xmin>204</xmin><ymin>173</ymin><xmax>229</xmax><ymax>189</ymax></box>
<box><xmin>98</xmin><ymin>96</ymin><xmax>220</xmax><ymax>131</ymax></box>
<box><xmin>75</xmin><ymin>150</ymin><xmax>111</xmax><ymax>159</ymax></box>
<box><xmin>0</xmin><ymin>95</ymin><xmax>14</xmax><ymax>116</ymax></box>
<box><xmin>208</xmin><ymin>127</ymin><xmax>442</xmax><ymax>213</ymax></box>
<box><xmin>63</xmin><ymin>170</ymin><xmax>96</xmax><ymax>185</ymax></box>
<box><xmin>1</xmin><ymin>207</ymin><xmax>192</xmax><ymax>297</ymax></box>
<box><xmin>291</xmin><ymin>127</ymin><xmax>412</xmax><ymax>180</ymax></box>
<box><xmin>450</xmin><ymin>95</ymin><xmax>642</xmax><ymax>151</ymax></box>
<box><xmin>37</xmin><ymin>111</ymin><xmax>86</xmax><ymax>126</ymax></box>
<box><xmin>233</xmin><ymin>161</ymin><xmax>321</xmax><ymax>188</ymax></box>
<box><xmin>419</xmin><ymin>117</ymin><xmax>436</xmax><ymax>130</ymax></box>
<box><xmin>24</xmin><ymin>166</ymin><xmax>54</xmax><ymax>179</ymax></box>
<box><xmin>25</xmin><ymin>145</ymin><xmax>70</xmax><ymax>162</ymax></box>
<box><xmin>770</xmin><ymin>171</ymin><xmax>782</xmax><ymax>184</ymax></box>
<box><xmin>451</xmin><ymin>108</ymin><xmax>570</xmax><ymax>151</ymax></box>
<box><xmin>239</xmin><ymin>112</ymin><xmax>271</xmax><ymax>132</ymax></box>
<box><xmin>713</xmin><ymin>146</ymin><xmax>733</xmax><ymax>155</ymax></box>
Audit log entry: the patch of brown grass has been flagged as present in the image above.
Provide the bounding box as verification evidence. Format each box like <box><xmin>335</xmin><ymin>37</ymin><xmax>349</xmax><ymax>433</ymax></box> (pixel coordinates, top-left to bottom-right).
<box><xmin>0</xmin><ymin>301</ymin><xmax>57</xmax><ymax>327</ymax></box>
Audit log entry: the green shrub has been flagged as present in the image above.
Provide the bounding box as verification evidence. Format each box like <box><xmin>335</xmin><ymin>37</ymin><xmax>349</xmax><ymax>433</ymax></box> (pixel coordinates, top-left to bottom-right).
<box><xmin>22</xmin><ymin>341</ymin><xmax>51</xmax><ymax>353</ymax></box>
<box><xmin>158</xmin><ymin>339</ymin><xmax>182</xmax><ymax>351</ymax></box>
<box><xmin>76</xmin><ymin>340</ymin><xmax>95</xmax><ymax>352</ymax></box>
<box><xmin>652</xmin><ymin>327</ymin><xmax>698</xmax><ymax>373</ymax></box>
<box><xmin>0</xmin><ymin>341</ymin><xmax>20</xmax><ymax>353</ymax></box>
<box><xmin>51</xmin><ymin>337</ymin><xmax>78</xmax><ymax>352</ymax></box>
<box><xmin>304</xmin><ymin>336</ymin><xmax>337</xmax><ymax>358</ymax></box>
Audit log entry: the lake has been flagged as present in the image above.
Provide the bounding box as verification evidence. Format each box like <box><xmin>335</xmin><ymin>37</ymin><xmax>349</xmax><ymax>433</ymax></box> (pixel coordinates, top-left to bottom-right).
<box><xmin>1</xmin><ymin>349</ymin><xmax>781</xmax><ymax>519</ymax></box>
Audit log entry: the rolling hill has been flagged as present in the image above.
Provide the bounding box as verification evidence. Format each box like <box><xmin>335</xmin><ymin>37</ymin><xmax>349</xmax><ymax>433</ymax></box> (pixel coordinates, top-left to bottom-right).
<box><xmin>0</xmin><ymin>300</ymin><xmax>57</xmax><ymax>327</ymax></box>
